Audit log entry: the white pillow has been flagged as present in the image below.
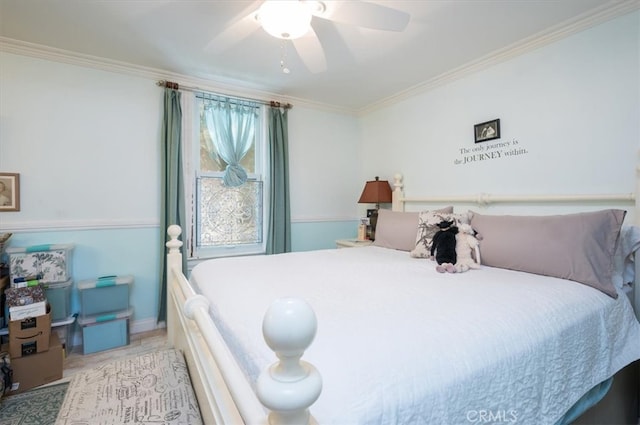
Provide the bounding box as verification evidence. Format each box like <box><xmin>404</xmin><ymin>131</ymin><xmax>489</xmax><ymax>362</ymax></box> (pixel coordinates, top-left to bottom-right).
<box><xmin>410</xmin><ymin>211</ymin><xmax>470</xmax><ymax>259</ymax></box>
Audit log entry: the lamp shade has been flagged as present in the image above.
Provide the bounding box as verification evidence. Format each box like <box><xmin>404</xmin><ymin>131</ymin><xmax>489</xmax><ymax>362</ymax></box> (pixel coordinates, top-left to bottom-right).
<box><xmin>358</xmin><ymin>177</ymin><xmax>392</xmax><ymax>204</ymax></box>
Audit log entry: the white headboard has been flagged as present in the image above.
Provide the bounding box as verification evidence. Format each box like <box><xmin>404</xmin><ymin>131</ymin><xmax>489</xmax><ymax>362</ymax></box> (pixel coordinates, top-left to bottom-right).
<box><xmin>389</xmin><ymin>173</ymin><xmax>640</xmax><ymax>321</ymax></box>
<box><xmin>391</xmin><ymin>174</ymin><xmax>636</xmax><ymax>215</ymax></box>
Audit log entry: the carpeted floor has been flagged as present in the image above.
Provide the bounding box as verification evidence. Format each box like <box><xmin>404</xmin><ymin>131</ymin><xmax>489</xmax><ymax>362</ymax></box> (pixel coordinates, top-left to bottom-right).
<box><xmin>0</xmin><ymin>382</ymin><xmax>68</xmax><ymax>425</ymax></box>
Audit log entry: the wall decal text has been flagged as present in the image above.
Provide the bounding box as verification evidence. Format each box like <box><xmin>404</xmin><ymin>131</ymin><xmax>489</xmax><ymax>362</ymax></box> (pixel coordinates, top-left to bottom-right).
<box><xmin>454</xmin><ymin>139</ymin><xmax>528</xmax><ymax>165</ymax></box>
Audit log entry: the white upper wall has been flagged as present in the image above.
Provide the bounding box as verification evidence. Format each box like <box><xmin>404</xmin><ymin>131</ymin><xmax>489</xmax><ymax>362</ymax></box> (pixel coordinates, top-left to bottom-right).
<box><xmin>288</xmin><ymin>106</ymin><xmax>361</xmax><ymax>222</ymax></box>
<box><xmin>359</xmin><ymin>10</ymin><xmax>639</xmax><ymax>212</ymax></box>
<box><xmin>1</xmin><ymin>9</ymin><xmax>637</xmax><ymax>228</ymax></box>
<box><xmin>0</xmin><ymin>53</ymin><xmax>361</xmax><ymax>228</ymax></box>
<box><xmin>0</xmin><ymin>54</ymin><xmax>162</xmax><ymax>227</ymax></box>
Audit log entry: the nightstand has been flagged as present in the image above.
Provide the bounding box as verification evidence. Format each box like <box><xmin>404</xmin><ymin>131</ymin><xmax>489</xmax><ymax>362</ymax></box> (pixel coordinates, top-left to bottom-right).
<box><xmin>335</xmin><ymin>239</ymin><xmax>373</xmax><ymax>249</ymax></box>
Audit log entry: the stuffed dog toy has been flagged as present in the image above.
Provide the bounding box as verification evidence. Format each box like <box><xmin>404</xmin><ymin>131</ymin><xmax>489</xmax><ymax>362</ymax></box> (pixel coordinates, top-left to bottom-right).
<box><xmin>454</xmin><ymin>223</ymin><xmax>481</xmax><ymax>273</ymax></box>
<box><xmin>431</xmin><ymin>220</ymin><xmax>458</xmax><ymax>273</ymax></box>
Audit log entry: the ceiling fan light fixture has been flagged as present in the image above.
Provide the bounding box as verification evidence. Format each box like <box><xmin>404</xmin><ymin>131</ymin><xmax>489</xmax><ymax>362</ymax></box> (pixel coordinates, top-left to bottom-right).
<box><xmin>258</xmin><ymin>1</ymin><xmax>313</xmax><ymax>40</ymax></box>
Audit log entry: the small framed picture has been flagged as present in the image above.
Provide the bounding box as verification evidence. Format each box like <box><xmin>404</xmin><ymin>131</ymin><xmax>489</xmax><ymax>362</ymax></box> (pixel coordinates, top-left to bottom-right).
<box><xmin>0</xmin><ymin>173</ymin><xmax>20</xmax><ymax>212</ymax></box>
<box><xmin>474</xmin><ymin>119</ymin><xmax>501</xmax><ymax>143</ymax></box>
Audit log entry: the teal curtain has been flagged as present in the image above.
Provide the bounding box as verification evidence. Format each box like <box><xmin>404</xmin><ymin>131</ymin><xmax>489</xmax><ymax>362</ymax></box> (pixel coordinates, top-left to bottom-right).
<box><xmin>203</xmin><ymin>99</ymin><xmax>258</xmax><ymax>187</ymax></box>
<box><xmin>266</xmin><ymin>107</ymin><xmax>291</xmax><ymax>254</ymax></box>
<box><xmin>158</xmin><ymin>88</ymin><xmax>187</xmax><ymax>323</ymax></box>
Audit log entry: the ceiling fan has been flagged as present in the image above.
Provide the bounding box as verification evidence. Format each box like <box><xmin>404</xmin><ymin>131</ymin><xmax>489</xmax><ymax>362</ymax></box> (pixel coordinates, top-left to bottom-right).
<box><xmin>207</xmin><ymin>1</ymin><xmax>410</xmax><ymax>74</ymax></box>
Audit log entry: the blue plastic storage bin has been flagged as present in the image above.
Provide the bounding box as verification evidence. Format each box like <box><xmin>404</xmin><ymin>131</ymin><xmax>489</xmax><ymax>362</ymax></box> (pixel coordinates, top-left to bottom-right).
<box><xmin>78</xmin><ymin>275</ymin><xmax>133</xmax><ymax>318</ymax></box>
<box><xmin>7</xmin><ymin>244</ymin><xmax>74</xmax><ymax>284</ymax></box>
<box><xmin>78</xmin><ymin>308</ymin><xmax>133</xmax><ymax>354</ymax></box>
<box><xmin>43</xmin><ymin>279</ymin><xmax>73</xmax><ymax>322</ymax></box>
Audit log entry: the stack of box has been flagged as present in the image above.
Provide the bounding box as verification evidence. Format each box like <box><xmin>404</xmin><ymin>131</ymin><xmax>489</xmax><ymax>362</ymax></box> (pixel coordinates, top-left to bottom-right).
<box><xmin>77</xmin><ymin>275</ymin><xmax>134</xmax><ymax>354</ymax></box>
<box><xmin>1</xmin><ymin>333</ymin><xmax>63</xmax><ymax>394</ymax></box>
<box><xmin>0</xmin><ymin>243</ymin><xmax>69</xmax><ymax>393</ymax></box>
<box><xmin>0</xmin><ymin>285</ymin><xmax>63</xmax><ymax>394</ymax></box>
<box><xmin>5</xmin><ymin>285</ymin><xmax>49</xmax><ymax>356</ymax></box>
<box><xmin>6</xmin><ymin>244</ymin><xmax>74</xmax><ymax>319</ymax></box>
<box><xmin>5</xmin><ymin>244</ymin><xmax>75</xmax><ymax>352</ymax></box>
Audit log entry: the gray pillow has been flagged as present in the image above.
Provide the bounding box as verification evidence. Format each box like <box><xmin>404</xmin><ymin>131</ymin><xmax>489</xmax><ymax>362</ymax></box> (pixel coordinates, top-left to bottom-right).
<box><xmin>374</xmin><ymin>207</ymin><xmax>454</xmax><ymax>251</ymax></box>
<box><xmin>470</xmin><ymin>209</ymin><xmax>626</xmax><ymax>298</ymax></box>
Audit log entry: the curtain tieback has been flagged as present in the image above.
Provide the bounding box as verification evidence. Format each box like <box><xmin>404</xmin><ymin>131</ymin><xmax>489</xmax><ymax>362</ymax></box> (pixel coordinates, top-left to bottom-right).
<box><xmin>223</xmin><ymin>164</ymin><xmax>248</xmax><ymax>187</ymax></box>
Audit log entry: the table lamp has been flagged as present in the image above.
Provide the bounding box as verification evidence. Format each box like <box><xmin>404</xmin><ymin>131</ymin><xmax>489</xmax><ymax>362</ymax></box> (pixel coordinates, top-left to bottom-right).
<box><xmin>357</xmin><ymin>176</ymin><xmax>392</xmax><ymax>240</ymax></box>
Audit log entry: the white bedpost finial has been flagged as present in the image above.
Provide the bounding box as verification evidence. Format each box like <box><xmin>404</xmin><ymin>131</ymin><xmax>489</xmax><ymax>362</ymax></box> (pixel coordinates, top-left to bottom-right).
<box><xmin>166</xmin><ymin>225</ymin><xmax>183</xmax><ymax>253</ymax></box>
<box><xmin>393</xmin><ymin>174</ymin><xmax>403</xmax><ymax>192</ymax></box>
<box><xmin>256</xmin><ymin>298</ymin><xmax>322</xmax><ymax>425</ymax></box>
<box><xmin>478</xmin><ymin>193</ymin><xmax>490</xmax><ymax>207</ymax></box>
<box><xmin>392</xmin><ymin>174</ymin><xmax>404</xmax><ymax>212</ymax></box>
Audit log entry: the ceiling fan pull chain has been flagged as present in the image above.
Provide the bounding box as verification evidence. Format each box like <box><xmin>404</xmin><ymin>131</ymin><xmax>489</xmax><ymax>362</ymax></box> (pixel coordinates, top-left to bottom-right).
<box><xmin>280</xmin><ymin>41</ymin><xmax>290</xmax><ymax>74</ymax></box>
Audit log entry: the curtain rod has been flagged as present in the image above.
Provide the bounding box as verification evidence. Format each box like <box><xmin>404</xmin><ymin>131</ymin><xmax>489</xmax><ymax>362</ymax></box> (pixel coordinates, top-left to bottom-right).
<box><xmin>157</xmin><ymin>80</ymin><xmax>293</xmax><ymax>109</ymax></box>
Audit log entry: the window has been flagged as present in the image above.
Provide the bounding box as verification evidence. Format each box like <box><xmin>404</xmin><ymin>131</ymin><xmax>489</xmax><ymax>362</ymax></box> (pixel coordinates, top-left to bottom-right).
<box><xmin>188</xmin><ymin>93</ymin><xmax>268</xmax><ymax>259</ymax></box>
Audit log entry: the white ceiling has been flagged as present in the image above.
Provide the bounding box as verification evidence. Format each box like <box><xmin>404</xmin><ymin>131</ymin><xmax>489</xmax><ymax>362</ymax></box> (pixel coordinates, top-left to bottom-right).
<box><xmin>0</xmin><ymin>0</ymin><xmax>635</xmax><ymax>112</ymax></box>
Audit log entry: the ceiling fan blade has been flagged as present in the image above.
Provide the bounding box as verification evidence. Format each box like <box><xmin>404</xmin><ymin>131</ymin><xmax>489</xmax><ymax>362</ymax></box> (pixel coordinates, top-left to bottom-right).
<box><xmin>319</xmin><ymin>1</ymin><xmax>410</xmax><ymax>32</ymax></box>
<box><xmin>292</xmin><ymin>27</ymin><xmax>327</xmax><ymax>73</ymax></box>
<box><xmin>204</xmin><ymin>1</ymin><xmax>262</xmax><ymax>54</ymax></box>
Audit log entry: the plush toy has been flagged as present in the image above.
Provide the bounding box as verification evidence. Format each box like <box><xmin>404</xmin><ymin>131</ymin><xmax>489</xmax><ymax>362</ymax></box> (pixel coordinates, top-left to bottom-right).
<box><xmin>431</xmin><ymin>220</ymin><xmax>458</xmax><ymax>273</ymax></box>
<box><xmin>454</xmin><ymin>223</ymin><xmax>481</xmax><ymax>273</ymax></box>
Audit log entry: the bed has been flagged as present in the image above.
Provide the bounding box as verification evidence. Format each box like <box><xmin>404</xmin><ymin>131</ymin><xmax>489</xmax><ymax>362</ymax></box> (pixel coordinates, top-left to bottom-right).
<box><xmin>165</xmin><ymin>175</ymin><xmax>640</xmax><ymax>425</ymax></box>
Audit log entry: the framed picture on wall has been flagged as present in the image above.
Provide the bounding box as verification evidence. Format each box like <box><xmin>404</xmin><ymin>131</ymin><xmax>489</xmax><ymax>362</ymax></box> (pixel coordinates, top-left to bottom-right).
<box><xmin>0</xmin><ymin>173</ymin><xmax>20</xmax><ymax>212</ymax></box>
<box><xmin>474</xmin><ymin>119</ymin><xmax>501</xmax><ymax>143</ymax></box>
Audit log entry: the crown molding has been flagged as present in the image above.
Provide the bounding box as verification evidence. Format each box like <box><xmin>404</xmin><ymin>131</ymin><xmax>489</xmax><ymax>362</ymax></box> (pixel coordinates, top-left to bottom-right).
<box><xmin>0</xmin><ymin>37</ymin><xmax>354</xmax><ymax>116</ymax></box>
<box><xmin>357</xmin><ymin>0</ymin><xmax>640</xmax><ymax>116</ymax></box>
<box><xmin>1</xmin><ymin>0</ymin><xmax>637</xmax><ymax>118</ymax></box>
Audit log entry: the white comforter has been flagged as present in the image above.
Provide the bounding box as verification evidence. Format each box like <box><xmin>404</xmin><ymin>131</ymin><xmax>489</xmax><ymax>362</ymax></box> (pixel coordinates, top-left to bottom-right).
<box><xmin>190</xmin><ymin>246</ymin><xmax>640</xmax><ymax>425</ymax></box>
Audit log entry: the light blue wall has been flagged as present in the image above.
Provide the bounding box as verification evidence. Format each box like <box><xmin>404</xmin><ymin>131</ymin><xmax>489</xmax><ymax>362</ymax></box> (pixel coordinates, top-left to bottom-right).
<box><xmin>5</xmin><ymin>228</ymin><xmax>159</xmax><ymax>324</ymax></box>
<box><xmin>292</xmin><ymin>220</ymin><xmax>358</xmax><ymax>252</ymax></box>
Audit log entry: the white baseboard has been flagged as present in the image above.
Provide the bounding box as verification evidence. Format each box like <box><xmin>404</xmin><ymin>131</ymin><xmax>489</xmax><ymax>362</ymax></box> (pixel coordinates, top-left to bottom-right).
<box><xmin>130</xmin><ymin>317</ymin><xmax>165</xmax><ymax>334</ymax></box>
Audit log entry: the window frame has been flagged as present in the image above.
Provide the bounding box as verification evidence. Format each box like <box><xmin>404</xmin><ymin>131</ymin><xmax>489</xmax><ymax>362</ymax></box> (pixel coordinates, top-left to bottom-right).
<box><xmin>184</xmin><ymin>92</ymin><xmax>270</xmax><ymax>261</ymax></box>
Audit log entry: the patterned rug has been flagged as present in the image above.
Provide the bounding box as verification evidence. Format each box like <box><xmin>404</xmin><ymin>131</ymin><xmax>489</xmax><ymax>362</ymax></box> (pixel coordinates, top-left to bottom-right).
<box><xmin>0</xmin><ymin>382</ymin><xmax>68</xmax><ymax>425</ymax></box>
<box><xmin>56</xmin><ymin>349</ymin><xmax>202</xmax><ymax>424</ymax></box>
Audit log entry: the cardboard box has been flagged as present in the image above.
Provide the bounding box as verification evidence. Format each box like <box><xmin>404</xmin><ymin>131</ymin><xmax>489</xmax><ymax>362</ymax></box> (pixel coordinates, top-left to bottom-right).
<box><xmin>2</xmin><ymin>333</ymin><xmax>63</xmax><ymax>394</ymax></box>
<box><xmin>9</xmin><ymin>300</ymin><xmax>47</xmax><ymax>321</ymax></box>
<box><xmin>9</xmin><ymin>310</ymin><xmax>51</xmax><ymax>357</ymax></box>
<box><xmin>5</xmin><ymin>284</ymin><xmax>47</xmax><ymax>320</ymax></box>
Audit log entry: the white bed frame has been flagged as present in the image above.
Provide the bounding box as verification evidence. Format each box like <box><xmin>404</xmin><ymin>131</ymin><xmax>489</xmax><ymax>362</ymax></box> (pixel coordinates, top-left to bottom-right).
<box><xmin>166</xmin><ymin>176</ymin><xmax>640</xmax><ymax>425</ymax></box>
